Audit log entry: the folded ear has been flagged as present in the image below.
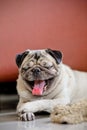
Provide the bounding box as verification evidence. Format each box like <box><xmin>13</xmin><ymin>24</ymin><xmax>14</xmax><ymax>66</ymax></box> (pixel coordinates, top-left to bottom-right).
<box><xmin>46</xmin><ymin>49</ymin><xmax>62</xmax><ymax>64</ymax></box>
<box><xmin>15</xmin><ymin>51</ymin><xmax>29</xmax><ymax>67</ymax></box>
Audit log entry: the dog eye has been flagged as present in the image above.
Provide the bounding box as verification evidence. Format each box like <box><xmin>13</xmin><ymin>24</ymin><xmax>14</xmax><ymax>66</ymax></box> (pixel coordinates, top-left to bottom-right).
<box><xmin>29</xmin><ymin>61</ymin><xmax>34</xmax><ymax>67</ymax></box>
<box><xmin>22</xmin><ymin>67</ymin><xmax>30</xmax><ymax>71</ymax></box>
<box><xmin>45</xmin><ymin>65</ymin><xmax>53</xmax><ymax>69</ymax></box>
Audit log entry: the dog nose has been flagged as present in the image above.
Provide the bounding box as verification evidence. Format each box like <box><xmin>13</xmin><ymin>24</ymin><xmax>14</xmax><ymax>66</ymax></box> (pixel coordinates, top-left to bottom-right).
<box><xmin>32</xmin><ymin>68</ymin><xmax>41</xmax><ymax>75</ymax></box>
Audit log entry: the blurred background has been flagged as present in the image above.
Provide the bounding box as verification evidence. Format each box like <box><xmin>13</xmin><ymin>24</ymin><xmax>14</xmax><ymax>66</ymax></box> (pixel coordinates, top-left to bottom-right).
<box><xmin>0</xmin><ymin>0</ymin><xmax>87</xmax><ymax>112</ymax></box>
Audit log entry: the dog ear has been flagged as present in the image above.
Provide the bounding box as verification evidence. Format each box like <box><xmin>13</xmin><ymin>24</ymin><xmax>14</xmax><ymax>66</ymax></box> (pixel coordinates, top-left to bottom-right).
<box><xmin>15</xmin><ymin>51</ymin><xmax>29</xmax><ymax>67</ymax></box>
<box><xmin>46</xmin><ymin>49</ymin><xmax>62</xmax><ymax>64</ymax></box>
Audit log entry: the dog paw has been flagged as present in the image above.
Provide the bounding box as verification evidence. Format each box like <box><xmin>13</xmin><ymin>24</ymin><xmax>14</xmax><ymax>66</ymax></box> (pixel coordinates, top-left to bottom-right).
<box><xmin>20</xmin><ymin>111</ymin><xmax>35</xmax><ymax>121</ymax></box>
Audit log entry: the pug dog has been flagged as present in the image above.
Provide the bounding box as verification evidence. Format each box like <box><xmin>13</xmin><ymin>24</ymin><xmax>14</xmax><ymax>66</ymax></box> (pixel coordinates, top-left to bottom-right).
<box><xmin>16</xmin><ymin>48</ymin><xmax>87</xmax><ymax>121</ymax></box>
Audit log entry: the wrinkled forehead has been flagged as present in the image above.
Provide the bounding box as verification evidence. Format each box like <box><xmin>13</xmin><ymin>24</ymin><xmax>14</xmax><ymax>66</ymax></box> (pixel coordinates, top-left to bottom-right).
<box><xmin>25</xmin><ymin>49</ymin><xmax>56</xmax><ymax>62</ymax></box>
<box><xmin>27</xmin><ymin>49</ymin><xmax>47</xmax><ymax>57</ymax></box>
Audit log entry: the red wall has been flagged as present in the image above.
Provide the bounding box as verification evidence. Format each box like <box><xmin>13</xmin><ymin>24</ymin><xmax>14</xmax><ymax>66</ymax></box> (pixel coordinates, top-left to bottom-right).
<box><xmin>0</xmin><ymin>0</ymin><xmax>87</xmax><ymax>81</ymax></box>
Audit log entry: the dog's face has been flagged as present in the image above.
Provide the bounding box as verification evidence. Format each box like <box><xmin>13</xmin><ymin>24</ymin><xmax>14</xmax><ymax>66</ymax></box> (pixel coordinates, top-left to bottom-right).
<box><xmin>16</xmin><ymin>49</ymin><xmax>62</xmax><ymax>96</ymax></box>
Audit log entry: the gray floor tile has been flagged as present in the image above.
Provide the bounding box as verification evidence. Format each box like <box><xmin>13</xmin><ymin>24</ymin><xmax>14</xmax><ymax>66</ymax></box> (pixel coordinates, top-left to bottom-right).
<box><xmin>0</xmin><ymin>111</ymin><xmax>87</xmax><ymax>130</ymax></box>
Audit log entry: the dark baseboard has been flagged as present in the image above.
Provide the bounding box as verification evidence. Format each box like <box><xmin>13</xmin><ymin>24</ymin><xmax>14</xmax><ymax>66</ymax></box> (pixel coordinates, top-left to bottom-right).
<box><xmin>0</xmin><ymin>82</ymin><xmax>18</xmax><ymax>112</ymax></box>
<box><xmin>0</xmin><ymin>82</ymin><xmax>17</xmax><ymax>94</ymax></box>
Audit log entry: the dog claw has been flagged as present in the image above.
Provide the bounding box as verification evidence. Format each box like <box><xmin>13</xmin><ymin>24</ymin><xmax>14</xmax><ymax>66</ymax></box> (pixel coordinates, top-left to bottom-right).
<box><xmin>20</xmin><ymin>112</ymin><xmax>35</xmax><ymax>121</ymax></box>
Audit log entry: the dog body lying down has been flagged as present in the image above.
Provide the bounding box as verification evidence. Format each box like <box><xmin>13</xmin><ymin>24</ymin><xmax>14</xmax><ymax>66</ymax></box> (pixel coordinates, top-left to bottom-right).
<box><xmin>16</xmin><ymin>49</ymin><xmax>87</xmax><ymax>122</ymax></box>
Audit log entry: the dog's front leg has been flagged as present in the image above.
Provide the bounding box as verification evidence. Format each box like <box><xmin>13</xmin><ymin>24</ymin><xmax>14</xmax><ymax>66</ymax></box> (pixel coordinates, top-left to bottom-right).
<box><xmin>17</xmin><ymin>98</ymin><xmax>70</xmax><ymax>121</ymax></box>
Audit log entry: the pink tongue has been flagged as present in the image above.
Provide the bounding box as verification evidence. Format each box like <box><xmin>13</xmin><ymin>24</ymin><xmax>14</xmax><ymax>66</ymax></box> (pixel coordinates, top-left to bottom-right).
<box><xmin>32</xmin><ymin>80</ymin><xmax>46</xmax><ymax>95</ymax></box>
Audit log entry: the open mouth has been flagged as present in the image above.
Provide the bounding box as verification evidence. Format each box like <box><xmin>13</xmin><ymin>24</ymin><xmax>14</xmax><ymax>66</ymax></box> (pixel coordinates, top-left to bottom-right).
<box><xmin>25</xmin><ymin>79</ymin><xmax>53</xmax><ymax>96</ymax></box>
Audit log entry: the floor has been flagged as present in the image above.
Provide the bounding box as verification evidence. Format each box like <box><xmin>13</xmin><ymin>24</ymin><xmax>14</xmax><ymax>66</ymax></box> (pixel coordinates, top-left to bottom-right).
<box><xmin>0</xmin><ymin>83</ymin><xmax>87</xmax><ymax>130</ymax></box>
<box><xmin>0</xmin><ymin>111</ymin><xmax>87</xmax><ymax>130</ymax></box>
